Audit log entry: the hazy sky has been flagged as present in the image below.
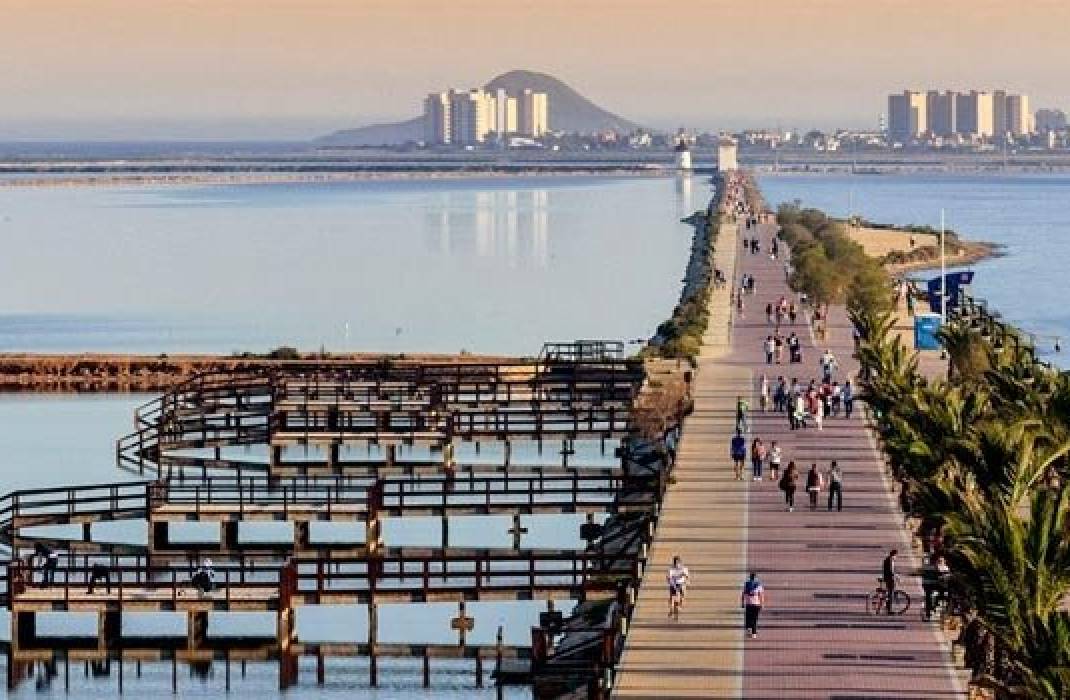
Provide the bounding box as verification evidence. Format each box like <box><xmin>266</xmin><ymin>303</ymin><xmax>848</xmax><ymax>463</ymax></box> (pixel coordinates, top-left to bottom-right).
<box><xmin>2</xmin><ymin>0</ymin><xmax>1068</xmax><ymax>139</ymax></box>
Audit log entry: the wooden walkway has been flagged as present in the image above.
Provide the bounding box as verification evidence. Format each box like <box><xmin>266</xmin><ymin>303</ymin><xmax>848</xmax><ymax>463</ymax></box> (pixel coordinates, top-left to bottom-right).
<box><xmin>615</xmin><ymin>217</ymin><xmax>965</xmax><ymax>698</ymax></box>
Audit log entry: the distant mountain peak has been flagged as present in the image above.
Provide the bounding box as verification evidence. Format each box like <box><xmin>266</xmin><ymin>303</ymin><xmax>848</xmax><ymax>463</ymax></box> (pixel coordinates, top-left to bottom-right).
<box><xmin>317</xmin><ymin>70</ymin><xmax>642</xmax><ymax>147</ymax></box>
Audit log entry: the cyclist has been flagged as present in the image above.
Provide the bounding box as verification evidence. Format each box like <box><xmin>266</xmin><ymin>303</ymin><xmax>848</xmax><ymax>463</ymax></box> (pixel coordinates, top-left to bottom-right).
<box><xmin>881</xmin><ymin>549</ymin><xmax>898</xmax><ymax>615</ymax></box>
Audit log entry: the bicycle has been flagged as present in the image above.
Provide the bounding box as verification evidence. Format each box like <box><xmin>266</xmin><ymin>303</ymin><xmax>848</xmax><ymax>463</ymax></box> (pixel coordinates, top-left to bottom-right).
<box><xmin>867</xmin><ymin>576</ymin><xmax>911</xmax><ymax>615</ymax></box>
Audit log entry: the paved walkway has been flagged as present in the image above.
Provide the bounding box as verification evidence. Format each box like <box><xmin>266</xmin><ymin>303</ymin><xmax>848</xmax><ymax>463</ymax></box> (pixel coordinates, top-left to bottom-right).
<box><xmin>615</xmin><ymin>216</ymin><xmax>750</xmax><ymax>698</ymax></box>
<box><xmin>615</xmin><ymin>213</ymin><xmax>965</xmax><ymax>698</ymax></box>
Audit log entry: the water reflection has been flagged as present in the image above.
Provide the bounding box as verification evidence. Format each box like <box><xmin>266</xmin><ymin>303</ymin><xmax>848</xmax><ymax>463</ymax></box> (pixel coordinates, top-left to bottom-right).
<box><xmin>674</xmin><ymin>173</ymin><xmax>694</xmax><ymax>218</ymax></box>
<box><xmin>428</xmin><ymin>188</ymin><xmax>551</xmax><ymax>267</ymax></box>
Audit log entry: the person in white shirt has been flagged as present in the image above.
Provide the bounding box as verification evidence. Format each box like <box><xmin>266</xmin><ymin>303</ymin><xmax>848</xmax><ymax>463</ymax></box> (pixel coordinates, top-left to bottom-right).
<box><xmin>820</xmin><ymin>350</ymin><xmax>839</xmax><ymax>383</ymax></box>
<box><xmin>767</xmin><ymin>442</ymin><xmax>783</xmax><ymax>481</ymax></box>
<box><xmin>667</xmin><ymin>555</ymin><xmax>691</xmax><ymax>620</ymax></box>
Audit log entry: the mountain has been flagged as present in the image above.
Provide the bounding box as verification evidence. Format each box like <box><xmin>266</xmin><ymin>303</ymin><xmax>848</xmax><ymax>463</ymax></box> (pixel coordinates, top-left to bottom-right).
<box><xmin>317</xmin><ymin>117</ymin><xmax>423</xmax><ymax>147</ymax></box>
<box><xmin>484</xmin><ymin>70</ymin><xmax>641</xmax><ymax>134</ymax></box>
<box><xmin>316</xmin><ymin>70</ymin><xmax>642</xmax><ymax>147</ymax></box>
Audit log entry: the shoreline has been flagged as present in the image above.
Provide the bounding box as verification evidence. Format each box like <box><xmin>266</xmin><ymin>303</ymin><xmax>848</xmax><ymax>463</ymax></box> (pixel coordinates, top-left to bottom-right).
<box><xmin>0</xmin><ymin>351</ymin><xmax>524</xmax><ymax>393</ymax></box>
<box><xmin>0</xmin><ymin>167</ymin><xmax>677</xmax><ymax>190</ymax></box>
<box><xmin>844</xmin><ymin>221</ymin><xmax>1002</xmax><ymax>275</ymax></box>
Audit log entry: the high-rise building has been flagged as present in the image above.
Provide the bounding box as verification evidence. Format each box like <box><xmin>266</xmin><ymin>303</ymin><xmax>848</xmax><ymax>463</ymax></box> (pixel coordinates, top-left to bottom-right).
<box><xmin>1036</xmin><ymin>108</ymin><xmax>1068</xmax><ymax>133</ymax></box>
<box><xmin>955</xmin><ymin>91</ymin><xmax>995</xmax><ymax>138</ymax></box>
<box><xmin>503</xmin><ymin>96</ymin><xmax>519</xmax><ymax>134</ymax></box>
<box><xmin>449</xmin><ymin>89</ymin><xmax>493</xmax><ymax>145</ymax></box>
<box><xmin>423</xmin><ymin>85</ymin><xmax>548</xmax><ymax>145</ymax></box>
<box><xmin>927</xmin><ymin>90</ymin><xmax>958</xmax><ymax>137</ymax></box>
<box><xmin>423</xmin><ymin>91</ymin><xmax>452</xmax><ymax>145</ymax></box>
<box><xmin>518</xmin><ymin>89</ymin><xmax>549</xmax><ymax>137</ymax></box>
<box><xmin>1005</xmin><ymin>94</ymin><xmax>1034</xmax><ymax>136</ymax></box>
<box><xmin>992</xmin><ymin>90</ymin><xmax>1008</xmax><ymax>140</ymax></box>
<box><xmin>887</xmin><ymin>91</ymin><xmax>927</xmax><ymax>140</ymax></box>
<box><xmin>493</xmin><ymin>88</ymin><xmax>518</xmax><ymax>136</ymax></box>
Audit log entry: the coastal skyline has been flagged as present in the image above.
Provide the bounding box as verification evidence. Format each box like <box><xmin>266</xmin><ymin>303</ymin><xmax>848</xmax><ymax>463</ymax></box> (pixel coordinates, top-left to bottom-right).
<box><xmin>3</xmin><ymin>0</ymin><xmax>1070</xmax><ymax>139</ymax></box>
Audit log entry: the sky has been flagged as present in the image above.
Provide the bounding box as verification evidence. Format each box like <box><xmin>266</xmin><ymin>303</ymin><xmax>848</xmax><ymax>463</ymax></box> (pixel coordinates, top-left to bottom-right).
<box><xmin>2</xmin><ymin>0</ymin><xmax>1069</xmax><ymax>140</ymax></box>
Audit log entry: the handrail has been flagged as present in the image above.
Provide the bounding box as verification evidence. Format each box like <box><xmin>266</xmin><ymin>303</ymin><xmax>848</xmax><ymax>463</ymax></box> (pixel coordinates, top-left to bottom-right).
<box><xmin>6</xmin><ymin>548</ymin><xmax>632</xmax><ymax>606</ymax></box>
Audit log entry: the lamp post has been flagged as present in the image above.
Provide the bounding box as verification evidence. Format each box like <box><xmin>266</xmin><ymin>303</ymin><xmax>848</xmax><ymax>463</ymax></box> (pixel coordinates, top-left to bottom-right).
<box><xmin>940</xmin><ymin>209</ymin><xmax>947</xmax><ymax>325</ymax></box>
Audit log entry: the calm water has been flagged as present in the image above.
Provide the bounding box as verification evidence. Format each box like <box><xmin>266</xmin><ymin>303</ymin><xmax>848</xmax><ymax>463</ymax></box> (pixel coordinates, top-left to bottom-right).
<box><xmin>0</xmin><ymin>174</ymin><xmax>702</xmax><ymax>695</ymax></box>
<box><xmin>759</xmin><ymin>173</ymin><xmax>1070</xmax><ymax>365</ymax></box>
<box><xmin>0</xmin><ymin>175</ymin><xmax>700</xmax><ymax>355</ymax></box>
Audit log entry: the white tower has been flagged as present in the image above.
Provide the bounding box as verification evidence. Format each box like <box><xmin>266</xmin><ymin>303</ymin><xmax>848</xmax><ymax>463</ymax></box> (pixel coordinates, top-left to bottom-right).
<box><xmin>717</xmin><ymin>135</ymin><xmax>738</xmax><ymax>171</ymax></box>
<box><xmin>674</xmin><ymin>138</ymin><xmax>693</xmax><ymax>171</ymax></box>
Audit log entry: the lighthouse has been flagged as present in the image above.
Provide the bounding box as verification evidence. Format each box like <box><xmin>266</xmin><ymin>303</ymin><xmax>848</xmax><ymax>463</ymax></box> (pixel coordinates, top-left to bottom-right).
<box><xmin>674</xmin><ymin>138</ymin><xmax>693</xmax><ymax>171</ymax></box>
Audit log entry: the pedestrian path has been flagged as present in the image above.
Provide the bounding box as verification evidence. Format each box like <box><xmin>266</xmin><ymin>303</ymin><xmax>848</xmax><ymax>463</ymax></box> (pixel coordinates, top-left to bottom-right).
<box><xmin>615</xmin><ymin>213</ymin><xmax>750</xmax><ymax>698</ymax></box>
<box><xmin>614</xmin><ymin>215</ymin><xmax>965</xmax><ymax>698</ymax></box>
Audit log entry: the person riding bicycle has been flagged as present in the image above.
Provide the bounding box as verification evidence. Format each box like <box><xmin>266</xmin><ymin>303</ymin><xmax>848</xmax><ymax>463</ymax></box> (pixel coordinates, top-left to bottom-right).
<box><xmin>882</xmin><ymin>549</ymin><xmax>898</xmax><ymax>615</ymax></box>
<box><xmin>921</xmin><ymin>553</ymin><xmax>951</xmax><ymax>620</ymax></box>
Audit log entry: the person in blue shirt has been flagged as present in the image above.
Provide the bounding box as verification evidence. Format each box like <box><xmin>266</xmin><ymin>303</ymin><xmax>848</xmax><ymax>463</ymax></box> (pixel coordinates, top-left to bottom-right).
<box><xmin>730</xmin><ymin>431</ymin><xmax>747</xmax><ymax>481</ymax></box>
<box><xmin>741</xmin><ymin>572</ymin><xmax>766</xmax><ymax>638</ymax></box>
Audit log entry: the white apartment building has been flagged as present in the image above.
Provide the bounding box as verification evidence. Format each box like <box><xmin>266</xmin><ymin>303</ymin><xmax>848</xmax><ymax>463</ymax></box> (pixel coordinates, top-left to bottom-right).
<box><xmin>424</xmin><ymin>87</ymin><xmax>548</xmax><ymax>144</ymax></box>
<box><xmin>518</xmin><ymin>89</ymin><xmax>549</xmax><ymax>138</ymax></box>
<box><xmin>1005</xmin><ymin>94</ymin><xmax>1034</xmax><ymax>137</ymax></box>
<box><xmin>955</xmin><ymin>91</ymin><xmax>995</xmax><ymax>138</ymax></box>
<box><xmin>449</xmin><ymin>89</ymin><xmax>493</xmax><ymax>145</ymax></box>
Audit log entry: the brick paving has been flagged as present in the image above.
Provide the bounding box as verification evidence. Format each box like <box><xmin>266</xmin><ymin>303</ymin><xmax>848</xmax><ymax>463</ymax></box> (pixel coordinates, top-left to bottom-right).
<box><xmin>615</xmin><ymin>216</ymin><xmax>965</xmax><ymax>699</ymax></box>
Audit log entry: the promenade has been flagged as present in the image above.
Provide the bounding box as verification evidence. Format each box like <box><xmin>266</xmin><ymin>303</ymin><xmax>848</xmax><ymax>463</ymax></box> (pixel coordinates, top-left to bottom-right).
<box><xmin>615</xmin><ymin>215</ymin><xmax>964</xmax><ymax>698</ymax></box>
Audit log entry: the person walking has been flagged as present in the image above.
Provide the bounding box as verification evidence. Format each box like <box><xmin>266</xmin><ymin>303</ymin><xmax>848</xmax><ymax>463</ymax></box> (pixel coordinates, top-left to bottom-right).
<box><xmin>735</xmin><ymin>396</ymin><xmax>750</xmax><ymax>434</ymax></box>
<box><xmin>806</xmin><ymin>463</ymin><xmax>824</xmax><ymax>511</ymax></box>
<box><xmin>780</xmin><ymin>461</ymin><xmax>799</xmax><ymax>511</ymax></box>
<box><xmin>763</xmin><ymin>336</ymin><xmax>775</xmax><ymax>365</ymax></box>
<box><xmin>767</xmin><ymin>441</ymin><xmax>782</xmax><ymax>482</ymax></box>
<box><xmin>741</xmin><ymin>572</ymin><xmax>766</xmax><ymax>639</ymax></box>
<box><xmin>820</xmin><ymin>349</ymin><xmax>838</xmax><ymax>384</ymax></box>
<box><xmin>843</xmin><ymin>380</ymin><xmax>855</xmax><ymax>420</ymax></box>
<box><xmin>774</xmin><ymin>377</ymin><xmax>787</xmax><ymax>413</ymax></box>
<box><xmin>830</xmin><ymin>381</ymin><xmax>843</xmax><ymax>417</ymax></box>
<box><xmin>667</xmin><ymin>555</ymin><xmax>690</xmax><ymax>620</ymax></box>
<box><xmin>827</xmin><ymin>461</ymin><xmax>843</xmax><ymax>511</ymax></box>
<box><xmin>774</xmin><ymin>334</ymin><xmax>784</xmax><ymax>364</ymax></box>
<box><xmin>751</xmin><ymin>438</ymin><xmax>766</xmax><ymax>481</ymax></box>
<box><xmin>789</xmin><ymin>302</ymin><xmax>798</xmax><ymax>325</ymax></box>
<box><xmin>731</xmin><ymin>431</ymin><xmax>747</xmax><ymax>481</ymax></box>
<box><xmin>766</xmin><ymin>302</ymin><xmax>774</xmax><ymax>326</ymax></box>
<box><xmin>759</xmin><ymin>374</ymin><xmax>770</xmax><ymax>412</ymax></box>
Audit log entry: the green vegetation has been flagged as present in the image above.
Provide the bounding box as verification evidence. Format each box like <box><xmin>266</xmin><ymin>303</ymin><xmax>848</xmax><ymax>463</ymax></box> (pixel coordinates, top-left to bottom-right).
<box><xmin>642</xmin><ymin>210</ymin><xmax>720</xmax><ymax>360</ymax></box>
<box><xmin>776</xmin><ymin>203</ymin><xmax>895</xmax><ymax>315</ymax></box>
<box><xmin>232</xmin><ymin>346</ymin><xmax>302</xmax><ymax>360</ymax></box>
<box><xmin>851</xmin><ymin>269</ymin><xmax>1070</xmax><ymax>697</ymax></box>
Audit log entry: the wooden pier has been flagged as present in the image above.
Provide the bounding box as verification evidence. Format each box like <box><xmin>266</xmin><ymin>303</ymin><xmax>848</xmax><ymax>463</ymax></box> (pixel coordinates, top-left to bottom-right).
<box><xmin>2</xmin><ymin>341</ymin><xmax>689</xmax><ymax>695</ymax></box>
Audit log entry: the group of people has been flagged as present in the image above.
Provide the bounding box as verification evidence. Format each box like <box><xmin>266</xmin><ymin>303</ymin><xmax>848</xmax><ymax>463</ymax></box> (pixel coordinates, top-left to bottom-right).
<box><xmin>764</xmin><ymin>296</ymin><xmax>798</xmax><ymax>329</ymax></box>
<box><xmin>775</xmin><ymin>460</ymin><xmax>845</xmax><ymax>512</ymax></box>
<box><xmin>757</xmin><ymin>373</ymin><xmax>855</xmax><ymax>431</ymax></box>
<box><xmin>761</xmin><ymin>332</ymin><xmax>803</xmax><ymax>365</ymax></box>
<box><xmin>730</xmin><ymin>430</ymin><xmax>845</xmax><ymax>512</ymax></box>
<box><xmin>667</xmin><ymin>556</ymin><xmax>766</xmax><ymax>639</ymax></box>
<box><xmin>19</xmin><ymin>547</ymin><xmax>217</xmax><ymax>596</ymax></box>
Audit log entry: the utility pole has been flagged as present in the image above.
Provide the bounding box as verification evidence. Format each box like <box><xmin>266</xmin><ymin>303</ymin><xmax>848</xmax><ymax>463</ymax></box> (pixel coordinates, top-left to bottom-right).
<box><xmin>940</xmin><ymin>209</ymin><xmax>947</xmax><ymax>324</ymax></box>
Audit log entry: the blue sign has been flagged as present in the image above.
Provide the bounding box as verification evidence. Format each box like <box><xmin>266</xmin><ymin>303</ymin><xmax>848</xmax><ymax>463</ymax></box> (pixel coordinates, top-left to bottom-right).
<box><xmin>915</xmin><ymin>313</ymin><xmax>942</xmax><ymax>350</ymax></box>
<box><xmin>927</xmin><ymin>271</ymin><xmax>975</xmax><ymax>313</ymax></box>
